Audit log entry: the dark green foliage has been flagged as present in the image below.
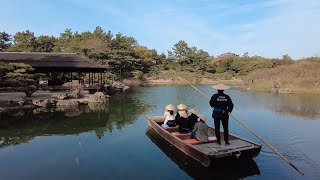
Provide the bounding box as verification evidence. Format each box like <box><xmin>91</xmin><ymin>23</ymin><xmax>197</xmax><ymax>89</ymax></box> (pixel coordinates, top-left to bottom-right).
<box><xmin>36</xmin><ymin>35</ymin><xmax>56</xmax><ymax>52</ymax></box>
<box><xmin>0</xmin><ymin>63</ymin><xmax>47</xmax><ymax>97</ymax></box>
<box><xmin>0</xmin><ymin>32</ymin><xmax>12</xmax><ymax>51</ymax></box>
<box><xmin>10</xmin><ymin>30</ymin><xmax>37</xmax><ymax>52</ymax></box>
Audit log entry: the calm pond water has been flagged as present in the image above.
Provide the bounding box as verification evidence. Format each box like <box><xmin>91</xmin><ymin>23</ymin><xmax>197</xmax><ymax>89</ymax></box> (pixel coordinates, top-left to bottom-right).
<box><xmin>0</xmin><ymin>85</ymin><xmax>319</xmax><ymax>180</ymax></box>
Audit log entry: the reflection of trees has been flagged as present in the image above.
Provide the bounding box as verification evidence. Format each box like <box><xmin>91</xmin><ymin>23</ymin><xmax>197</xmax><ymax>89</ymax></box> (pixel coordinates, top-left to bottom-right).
<box><xmin>0</xmin><ymin>93</ymin><xmax>147</xmax><ymax>148</ymax></box>
<box><xmin>268</xmin><ymin>94</ymin><xmax>320</xmax><ymax>119</ymax></box>
<box><xmin>146</xmin><ymin>128</ymin><xmax>260</xmax><ymax>180</ymax></box>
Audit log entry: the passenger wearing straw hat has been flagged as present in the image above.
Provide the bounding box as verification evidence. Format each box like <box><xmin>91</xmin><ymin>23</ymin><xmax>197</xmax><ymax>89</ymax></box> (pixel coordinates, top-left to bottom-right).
<box><xmin>162</xmin><ymin>104</ymin><xmax>176</xmax><ymax>128</ymax></box>
<box><xmin>191</xmin><ymin>115</ymin><xmax>209</xmax><ymax>142</ymax></box>
<box><xmin>187</xmin><ymin>108</ymin><xmax>198</xmax><ymax>131</ymax></box>
<box><xmin>176</xmin><ymin>110</ymin><xmax>190</xmax><ymax>133</ymax></box>
<box><xmin>209</xmin><ymin>84</ymin><xmax>234</xmax><ymax>145</ymax></box>
<box><xmin>175</xmin><ymin>103</ymin><xmax>187</xmax><ymax>120</ymax></box>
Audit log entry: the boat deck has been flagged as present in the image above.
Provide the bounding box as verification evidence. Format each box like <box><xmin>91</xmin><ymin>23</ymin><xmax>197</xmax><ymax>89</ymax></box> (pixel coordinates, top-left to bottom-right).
<box><xmin>147</xmin><ymin>115</ymin><xmax>261</xmax><ymax>166</ymax></box>
<box><xmin>157</xmin><ymin>120</ymin><xmax>260</xmax><ymax>157</ymax></box>
<box><xmin>193</xmin><ymin>139</ymin><xmax>255</xmax><ymax>157</ymax></box>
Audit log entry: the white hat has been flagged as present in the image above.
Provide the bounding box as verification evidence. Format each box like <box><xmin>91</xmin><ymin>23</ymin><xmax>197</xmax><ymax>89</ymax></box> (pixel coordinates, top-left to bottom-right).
<box><xmin>165</xmin><ymin>104</ymin><xmax>175</xmax><ymax>111</ymax></box>
<box><xmin>177</xmin><ymin>103</ymin><xmax>187</xmax><ymax>110</ymax></box>
<box><xmin>198</xmin><ymin>115</ymin><xmax>206</xmax><ymax>121</ymax></box>
<box><xmin>212</xmin><ymin>84</ymin><xmax>230</xmax><ymax>90</ymax></box>
<box><xmin>178</xmin><ymin>111</ymin><xmax>188</xmax><ymax>118</ymax></box>
<box><xmin>188</xmin><ymin>108</ymin><xmax>197</xmax><ymax>114</ymax></box>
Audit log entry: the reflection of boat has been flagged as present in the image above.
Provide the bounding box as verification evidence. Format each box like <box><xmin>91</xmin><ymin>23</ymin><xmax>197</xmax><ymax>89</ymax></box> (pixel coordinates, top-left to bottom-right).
<box><xmin>146</xmin><ymin>115</ymin><xmax>262</xmax><ymax>167</ymax></box>
<box><xmin>146</xmin><ymin>128</ymin><xmax>260</xmax><ymax>179</ymax></box>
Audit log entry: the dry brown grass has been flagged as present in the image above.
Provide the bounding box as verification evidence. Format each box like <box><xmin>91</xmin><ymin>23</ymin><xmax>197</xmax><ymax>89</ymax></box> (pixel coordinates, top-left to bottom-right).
<box><xmin>243</xmin><ymin>60</ymin><xmax>320</xmax><ymax>93</ymax></box>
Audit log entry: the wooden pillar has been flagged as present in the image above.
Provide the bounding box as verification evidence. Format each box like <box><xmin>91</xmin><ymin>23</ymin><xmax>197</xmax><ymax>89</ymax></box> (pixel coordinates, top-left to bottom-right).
<box><xmin>98</xmin><ymin>73</ymin><xmax>100</xmax><ymax>87</ymax></box>
<box><xmin>100</xmin><ymin>72</ymin><xmax>103</xmax><ymax>84</ymax></box>
<box><xmin>92</xmin><ymin>73</ymin><xmax>94</xmax><ymax>85</ymax></box>
<box><xmin>89</xmin><ymin>73</ymin><xmax>91</xmax><ymax>85</ymax></box>
<box><xmin>71</xmin><ymin>72</ymin><xmax>73</xmax><ymax>82</ymax></box>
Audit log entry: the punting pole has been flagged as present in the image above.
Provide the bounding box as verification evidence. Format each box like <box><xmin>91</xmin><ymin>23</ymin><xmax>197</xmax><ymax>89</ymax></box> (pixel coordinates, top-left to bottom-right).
<box><xmin>181</xmin><ymin>78</ymin><xmax>304</xmax><ymax>175</ymax></box>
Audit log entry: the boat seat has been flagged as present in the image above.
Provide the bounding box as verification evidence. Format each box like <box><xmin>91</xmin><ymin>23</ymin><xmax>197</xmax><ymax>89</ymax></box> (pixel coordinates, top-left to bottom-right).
<box><xmin>171</xmin><ymin>132</ymin><xmax>191</xmax><ymax>137</ymax></box>
<box><xmin>184</xmin><ymin>136</ymin><xmax>217</xmax><ymax>145</ymax></box>
<box><xmin>166</xmin><ymin>125</ymin><xmax>179</xmax><ymax>132</ymax></box>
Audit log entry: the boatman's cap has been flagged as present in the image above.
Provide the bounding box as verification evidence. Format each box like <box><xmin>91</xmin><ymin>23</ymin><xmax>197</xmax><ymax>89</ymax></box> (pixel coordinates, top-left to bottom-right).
<box><xmin>178</xmin><ymin>111</ymin><xmax>188</xmax><ymax>118</ymax></box>
<box><xmin>212</xmin><ymin>84</ymin><xmax>230</xmax><ymax>90</ymax></box>
<box><xmin>198</xmin><ymin>115</ymin><xmax>206</xmax><ymax>121</ymax></box>
<box><xmin>165</xmin><ymin>104</ymin><xmax>175</xmax><ymax>111</ymax></box>
<box><xmin>177</xmin><ymin>103</ymin><xmax>187</xmax><ymax>110</ymax></box>
<box><xmin>188</xmin><ymin>108</ymin><xmax>197</xmax><ymax>114</ymax></box>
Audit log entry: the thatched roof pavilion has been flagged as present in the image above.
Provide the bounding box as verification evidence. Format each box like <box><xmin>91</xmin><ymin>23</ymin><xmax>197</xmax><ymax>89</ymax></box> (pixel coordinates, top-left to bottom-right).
<box><xmin>0</xmin><ymin>52</ymin><xmax>107</xmax><ymax>87</ymax></box>
<box><xmin>0</xmin><ymin>52</ymin><xmax>105</xmax><ymax>72</ymax></box>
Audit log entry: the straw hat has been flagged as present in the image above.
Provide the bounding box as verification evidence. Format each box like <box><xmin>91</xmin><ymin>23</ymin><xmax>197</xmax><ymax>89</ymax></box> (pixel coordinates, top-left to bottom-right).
<box><xmin>165</xmin><ymin>104</ymin><xmax>175</xmax><ymax>111</ymax></box>
<box><xmin>177</xmin><ymin>103</ymin><xmax>187</xmax><ymax>110</ymax></box>
<box><xmin>198</xmin><ymin>115</ymin><xmax>206</xmax><ymax>121</ymax></box>
<box><xmin>178</xmin><ymin>111</ymin><xmax>188</xmax><ymax>118</ymax></box>
<box><xmin>188</xmin><ymin>108</ymin><xmax>197</xmax><ymax>114</ymax></box>
<box><xmin>212</xmin><ymin>84</ymin><xmax>230</xmax><ymax>90</ymax></box>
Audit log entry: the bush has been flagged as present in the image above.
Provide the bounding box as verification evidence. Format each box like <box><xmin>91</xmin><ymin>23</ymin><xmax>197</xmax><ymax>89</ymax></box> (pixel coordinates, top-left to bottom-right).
<box><xmin>131</xmin><ymin>70</ymin><xmax>144</xmax><ymax>80</ymax></box>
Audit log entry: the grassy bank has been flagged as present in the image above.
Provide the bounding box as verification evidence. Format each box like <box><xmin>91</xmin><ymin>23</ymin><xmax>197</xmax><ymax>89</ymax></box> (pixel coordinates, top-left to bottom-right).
<box><xmin>124</xmin><ymin>70</ymin><xmax>243</xmax><ymax>85</ymax></box>
<box><xmin>124</xmin><ymin>60</ymin><xmax>320</xmax><ymax>95</ymax></box>
<box><xmin>242</xmin><ymin>60</ymin><xmax>320</xmax><ymax>94</ymax></box>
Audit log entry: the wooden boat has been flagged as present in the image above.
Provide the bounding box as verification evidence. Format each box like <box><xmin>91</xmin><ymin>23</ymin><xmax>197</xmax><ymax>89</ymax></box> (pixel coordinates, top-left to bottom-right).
<box><xmin>146</xmin><ymin>127</ymin><xmax>261</xmax><ymax>179</ymax></box>
<box><xmin>146</xmin><ymin>115</ymin><xmax>262</xmax><ymax>167</ymax></box>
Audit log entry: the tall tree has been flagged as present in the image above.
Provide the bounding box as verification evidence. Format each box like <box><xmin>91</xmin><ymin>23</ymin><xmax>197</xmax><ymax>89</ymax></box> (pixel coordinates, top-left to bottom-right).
<box><xmin>54</xmin><ymin>29</ymin><xmax>73</xmax><ymax>52</ymax></box>
<box><xmin>36</xmin><ymin>35</ymin><xmax>56</xmax><ymax>52</ymax></box>
<box><xmin>0</xmin><ymin>31</ymin><xmax>12</xmax><ymax>51</ymax></box>
<box><xmin>12</xmin><ymin>30</ymin><xmax>37</xmax><ymax>52</ymax></box>
<box><xmin>171</xmin><ymin>40</ymin><xmax>191</xmax><ymax>64</ymax></box>
<box><xmin>106</xmin><ymin>33</ymin><xmax>141</xmax><ymax>79</ymax></box>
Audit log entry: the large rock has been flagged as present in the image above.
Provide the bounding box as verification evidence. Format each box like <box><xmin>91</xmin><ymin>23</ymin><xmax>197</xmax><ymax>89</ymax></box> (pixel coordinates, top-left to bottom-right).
<box><xmin>52</xmin><ymin>93</ymin><xmax>68</xmax><ymax>100</ymax></box>
<box><xmin>70</xmin><ymin>89</ymin><xmax>81</xmax><ymax>99</ymax></box>
<box><xmin>87</xmin><ymin>92</ymin><xmax>107</xmax><ymax>103</ymax></box>
<box><xmin>32</xmin><ymin>99</ymin><xmax>52</xmax><ymax>108</ymax></box>
<box><xmin>56</xmin><ymin>100</ymin><xmax>79</xmax><ymax>107</ymax></box>
<box><xmin>9</xmin><ymin>98</ymin><xmax>25</xmax><ymax>106</ymax></box>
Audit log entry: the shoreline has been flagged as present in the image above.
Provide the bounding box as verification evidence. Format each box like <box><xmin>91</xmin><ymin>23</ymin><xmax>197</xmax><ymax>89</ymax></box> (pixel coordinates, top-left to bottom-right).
<box><xmin>124</xmin><ymin>78</ymin><xmax>244</xmax><ymax>85</ymax></box>
<box><xmin>1</xmin><ymin>80</ymin><xmax>319</xmax><ymax>104</ymax></box>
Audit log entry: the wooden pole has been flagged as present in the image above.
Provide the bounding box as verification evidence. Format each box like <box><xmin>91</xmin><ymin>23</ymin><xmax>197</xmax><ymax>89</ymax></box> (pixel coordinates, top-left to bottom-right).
<box><xmin>181</xmin><ymin>78</ymin><xmax>304</xmax><ymax>176</ymax></box>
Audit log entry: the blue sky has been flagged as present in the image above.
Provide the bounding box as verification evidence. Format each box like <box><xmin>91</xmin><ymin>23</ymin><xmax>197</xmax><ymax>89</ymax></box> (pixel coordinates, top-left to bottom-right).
<box><xmin>1</xmin><ymin>0</ymin><xmax>320</xmax><ymax>59</ymax></box>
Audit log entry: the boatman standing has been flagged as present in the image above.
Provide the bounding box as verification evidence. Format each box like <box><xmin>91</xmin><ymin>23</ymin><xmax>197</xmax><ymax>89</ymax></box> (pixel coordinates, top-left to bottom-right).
<box><xmin>209</xmin><ymin>84</ymin><xmax>234</xmax><ymax>145</ymax></box>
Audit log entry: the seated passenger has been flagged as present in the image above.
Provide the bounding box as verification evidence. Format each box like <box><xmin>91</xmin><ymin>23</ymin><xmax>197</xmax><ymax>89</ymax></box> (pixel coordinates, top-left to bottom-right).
<box><xmin>162</xmin><ymin>104</ymin><xmax>176</xmax><ymax>128</ymax></box>
<box><xmin>176</xmin><ymin>110</ymin><xmax>190</xmax><ymax>133</ymax></box>
<box><xmin>175</xmin><ymin>103</ymin><xmax>187</xmax><ymax>119</ymax></box>
<box><xmin>191</xmin><ymin>115</ymin><xmax>209</xmax><ymax>142</ymax></box>
<box><xmin>187</xmin><ymin>108</ymin><xmax>198</xmax><ymax>131</ymax></box>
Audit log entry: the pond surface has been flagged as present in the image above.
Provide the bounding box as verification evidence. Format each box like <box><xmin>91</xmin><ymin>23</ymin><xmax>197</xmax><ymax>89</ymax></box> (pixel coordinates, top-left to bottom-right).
<box><xmin>0</xmin><ymin>85</ymin><xmax>319</xmax><ymax>179</ymax></box>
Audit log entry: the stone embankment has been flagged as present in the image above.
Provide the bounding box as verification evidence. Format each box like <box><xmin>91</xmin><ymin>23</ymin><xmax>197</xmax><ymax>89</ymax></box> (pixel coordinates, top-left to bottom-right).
<box><xmin>0</xmin><ymin>82</ymin><xmax>129</xmax><ymax>113</ymax></box>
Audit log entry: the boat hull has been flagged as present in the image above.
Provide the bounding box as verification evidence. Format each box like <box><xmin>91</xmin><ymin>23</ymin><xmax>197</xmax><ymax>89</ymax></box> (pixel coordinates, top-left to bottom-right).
<box><xmin>146</xmin><ymin>115</ymin><xmax>261</xmax><ymax>167</ymax></box>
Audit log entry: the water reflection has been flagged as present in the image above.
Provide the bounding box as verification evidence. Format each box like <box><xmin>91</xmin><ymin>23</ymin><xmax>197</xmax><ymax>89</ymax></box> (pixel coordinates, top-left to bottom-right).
<box><xmin>268</xmin><ymin>94</ymin><xmax>320</xmax><ymax>119</ymax></box>
<box><xmin>0</xmin><ymin>93</ymin><xmax>147</xmax><ymax>148</ymax></box>
<box><xmin>223</xmin><ymin>89</ymin><xmax>320</xmax><ymax>120</ymax></box>
<box><xmin>146</xmin><ymin>128</ymin><xmax>260</xmax><ymax>180</ymax></box>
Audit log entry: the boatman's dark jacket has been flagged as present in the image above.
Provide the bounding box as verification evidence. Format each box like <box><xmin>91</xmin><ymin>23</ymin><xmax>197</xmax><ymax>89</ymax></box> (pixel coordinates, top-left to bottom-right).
<box><xmin>209</xmin><ymin>92</ymin><xmax>234</xmax><ymax>119</ymax></box>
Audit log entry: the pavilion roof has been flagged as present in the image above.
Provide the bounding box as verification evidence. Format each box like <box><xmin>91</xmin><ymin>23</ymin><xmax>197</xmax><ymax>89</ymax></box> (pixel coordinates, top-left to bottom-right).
<box><xmin>0</xmin><ymin>52</ymin><xmax>106</xmax><ymax>72</ymax></box>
